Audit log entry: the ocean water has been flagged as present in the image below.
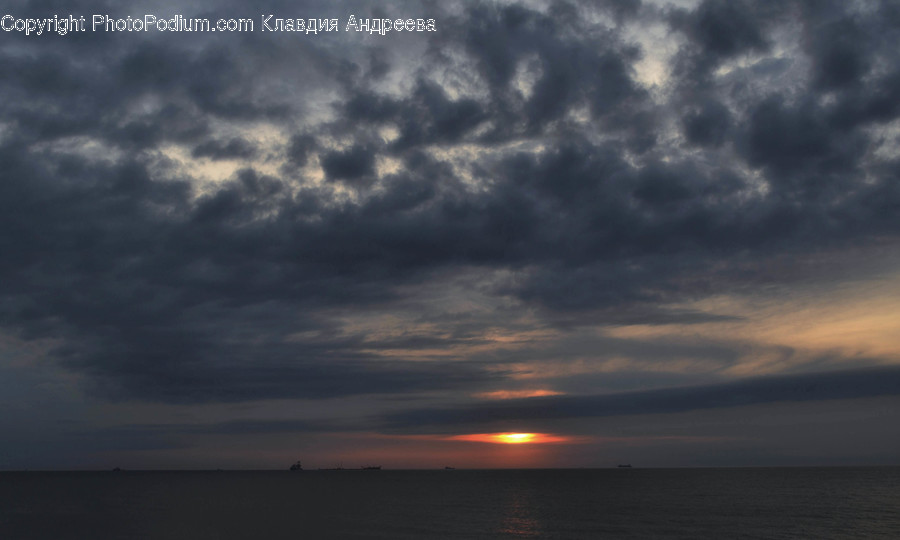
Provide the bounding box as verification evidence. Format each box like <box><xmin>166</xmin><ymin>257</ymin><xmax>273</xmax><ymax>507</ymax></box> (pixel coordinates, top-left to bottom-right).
<box><xmin>1</xmin><ymin>467</ymin><xmax>898</xmax><ymax>539</ymax></box>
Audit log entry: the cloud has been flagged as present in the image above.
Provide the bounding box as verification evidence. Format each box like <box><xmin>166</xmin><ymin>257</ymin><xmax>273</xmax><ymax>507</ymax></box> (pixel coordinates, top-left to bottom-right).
<box><xmin>0</xmin><ymin>0</ymin><xmax>899</xmax><ymax>411</ymax></box>
<box><xmin>672</xmin><ymin>0</ymin><xmax>772</xmax><ymax>59</ymax></box>
<box><xmin>320</xmin><ymin>144</ymin><xmax>376</xmax><ymax>182</ymax></box>
<box><xmin>285</xmin><ymin>133</ymin><xmax>317</xmax><ymax>167</ymax></box>
<box><xmin>681</xmin><ymin>99</ymin><xmax>732</xmax><ymax>147</ymax></box>
<box><xmin>192</xmin><ymin>137</ymin><xmax>258</xmax><ymax>160</ymax></box>
<box><xmin>381</xmin><ymin>366</ymin><xmax>900</xmax><ymax>433</ymax></box>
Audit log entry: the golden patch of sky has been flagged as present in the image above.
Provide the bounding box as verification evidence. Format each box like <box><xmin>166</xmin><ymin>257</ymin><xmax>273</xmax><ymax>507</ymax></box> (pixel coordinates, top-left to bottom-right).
<box><xmin>377</xmin><ymin>124</ymin><xmax>400</xmax><ymax>144</ymax></box>
<box><xmin>608</xmin><ymin>268</ymin><xmax>900</xmax><ymax>376</ymax></box>
<box><xmin>622</xmin><ymin>18</ymin><xmax>679</xmax><ymax>92</ymax></box>
<box><xmin>426</xmin><ymin>140</ymin><xmax>546</xmax><ymax>192</ymax></box>
<box><xmin>158</xmin><ymin>123</ymin><xmax>284</xmax><ymax>194</ymax></box>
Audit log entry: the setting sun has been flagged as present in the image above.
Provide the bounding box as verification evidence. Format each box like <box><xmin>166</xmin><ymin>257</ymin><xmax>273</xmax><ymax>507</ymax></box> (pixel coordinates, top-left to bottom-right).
<box><xmin>496</xmin><ymin>433</ymin><xmax>536</xmax><ymax>444</ymax></box>
<box><xmin>448</xmin><ymin>432</ymin><xmax>569</xmax><ymax>444</ymax></box>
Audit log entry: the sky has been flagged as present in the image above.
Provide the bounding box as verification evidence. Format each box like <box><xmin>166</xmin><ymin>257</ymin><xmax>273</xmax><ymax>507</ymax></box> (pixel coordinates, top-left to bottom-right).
<box><xmin>1</xmin><ymin>0</ymin><xmax>899</xmax><ymax>470</ymax></box>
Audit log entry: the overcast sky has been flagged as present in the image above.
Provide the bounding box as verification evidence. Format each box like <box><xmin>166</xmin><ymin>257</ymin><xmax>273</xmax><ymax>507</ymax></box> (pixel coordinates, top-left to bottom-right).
<box><xmin>1</xmin><ymin>0</ymin><xmax>899</xmax><ymax>470</ymax></box>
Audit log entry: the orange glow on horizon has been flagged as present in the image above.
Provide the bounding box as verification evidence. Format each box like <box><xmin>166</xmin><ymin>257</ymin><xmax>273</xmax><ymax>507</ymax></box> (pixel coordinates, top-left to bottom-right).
<box><xmin>448</xmin><ymin>432</ymin><xmax>569</xmax><ymax>444</ymax></box>
<box><xmin>474</xmin><ymin>389</ymin><xmax>564</xmax><ymax>400</ymax></box>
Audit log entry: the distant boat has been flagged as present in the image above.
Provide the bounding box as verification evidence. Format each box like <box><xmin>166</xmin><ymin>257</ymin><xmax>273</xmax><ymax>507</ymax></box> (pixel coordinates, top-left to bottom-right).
<box><xmin>444</xmin><ymin>466</ymin><xmax>456</xmax><ymax>470</ymax></box>
<box><xmin>289</xmin><ymin>461</ymin><xmax>303</xmax><ymax>471</ymax></box>
<box><xmin>617</xmin><ymin>464</ymin><xmax>632</xmax><ymax>468</ymax></box>
<box><xmin>361</xmin><ymin>466</ymin><xmax>382</xmax><ymax>470</ymax></box>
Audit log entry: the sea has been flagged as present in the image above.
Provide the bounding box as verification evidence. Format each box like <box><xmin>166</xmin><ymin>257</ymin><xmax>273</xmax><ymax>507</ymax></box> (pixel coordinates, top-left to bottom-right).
<box><xmin>1</xmin><ymin>467</ymin><xmax>898</xmax><ymax>539</ymax></box>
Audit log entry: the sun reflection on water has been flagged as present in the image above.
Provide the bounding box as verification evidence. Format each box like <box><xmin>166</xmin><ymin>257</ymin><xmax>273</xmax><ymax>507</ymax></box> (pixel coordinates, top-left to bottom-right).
<box><xmin>496</xmin><ymin>485</ymin><xmax>543</xmax><ymax>537</ymax></box>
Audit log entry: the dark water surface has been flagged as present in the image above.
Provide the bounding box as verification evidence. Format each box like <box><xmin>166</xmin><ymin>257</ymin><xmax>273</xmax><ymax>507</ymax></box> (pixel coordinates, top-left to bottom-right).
<box><xmin>2</xmin><ymin>468</ymin><xmax>898</xmax><ymax>539</ymax></box>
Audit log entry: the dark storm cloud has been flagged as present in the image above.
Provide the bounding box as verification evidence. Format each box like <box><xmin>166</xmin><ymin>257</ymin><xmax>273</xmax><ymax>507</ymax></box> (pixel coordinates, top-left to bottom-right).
<box><xmin>681</xmin><ymin>99</ymin><xmax>731</xmax><ymax>147</ymax></box>
<box><xmin>192</xmin><ymin>137</ymin><xmax>258</xmax><ymax>160</ymax></box>
<box><xmin>0</xmin><ymin>143</ymin><xmax>499</xmax><ymax>401</ymax></box>
<box><xmin>808</xmin><ymin>15</ymin><xmax>868</xmax><ymax>91</ymax></box>
<box><xmin>340</xmin><ymin>78</ymin><xmax>488</xmax><ymax>151</ymax></box>
<box><xmin>671</xmin><ymin>0</ymin><xmax>771</xmax><ymax>59</ymax></box>
<box><xmin>397</xmin><ymin>81</ymin><xmax>488</xmax><ymax>148</ymax></box>
<box><xmin>75</xmin><ymin>339</ymin><xmax>504</xmax><ymax>403</ymax></box>
<box><xmin>1</xmin><ymin>0</ymin><xmax>900</xmax><ymax>406</ymax></box>
<box><xmin>387</xmin><ymin>1</ymin><xmax>653</xmax><ymax>146</ymax></box>
<box><xmin>381</xmin><ymin>366</ymin><xmax>900</xmax><ymax>432</ymax></box>
<box><xmin>285</xmin><ymin>133</ymin><xmax>317</xmax><ymax>167</ymax></box>
<box><xmin>597</xmin><ymin>0</ymin><xmax>642</xmax><ymax>22</ymax></box>
<box><xmin>93</xmin><ymin>416</ymin><xmax>363</xmax><ymax>440</ymax></box>
<box><xmin>739</xmin><ymin>95</ymin><xmax>863</xmax><ymax>179</ymax></box>
<box><xmin>320</xmin><ymin>144</ymin><xmax>376</xmax><ymax>182</ymax></box>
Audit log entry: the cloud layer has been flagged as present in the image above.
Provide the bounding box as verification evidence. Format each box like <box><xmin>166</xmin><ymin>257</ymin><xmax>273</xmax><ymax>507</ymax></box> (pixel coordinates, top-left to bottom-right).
<box><xmin>1</xmin><ymin>0</ymin><xmax>899</xmax><ymax>467</ymax></box>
